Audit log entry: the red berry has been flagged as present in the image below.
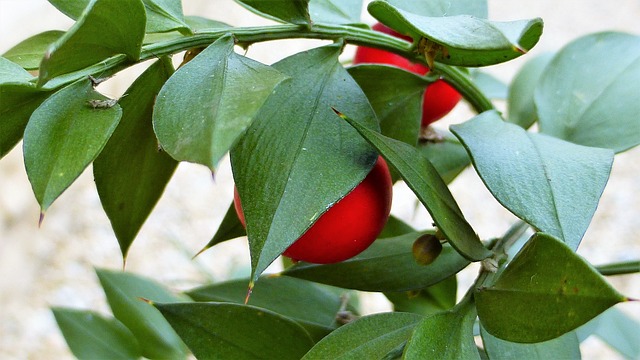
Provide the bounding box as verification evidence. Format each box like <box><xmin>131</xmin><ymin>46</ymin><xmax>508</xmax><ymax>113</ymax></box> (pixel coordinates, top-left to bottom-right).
<box><xmin>353</xmin><ymin>23</ymin><xmax>462</xmax><ymax>126</ymax></box>
<box><xmin>234</xmin><ymin>156</ymin><xmax>393</xmax><ymax>264</ymax></box>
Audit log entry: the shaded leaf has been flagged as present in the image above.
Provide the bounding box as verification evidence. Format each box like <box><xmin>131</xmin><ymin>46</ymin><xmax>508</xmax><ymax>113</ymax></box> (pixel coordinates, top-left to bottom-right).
<box><xmin>576</xmin><ymin>307</ymin><xmax>640</xmax><ymax>360</ymax></box>
<box><xmin>187</xmin><ymin>276</ymin><xmax>349</xmax><ymax>341</ymax></box>
<box><xmin>418</xmin><ymin>129</ymin><xmax>470</xmax><ymax>184</ymax></box>
<box><xmin>536</xmin><ymin>32</ymin><xmax>640</xmax><ymax>153</ymax></box>
<box><xmin>507</xmin><ymin>52</ymin><xmax>554</xmax><ymax>129</ymax></box>
<box><xmin>335</xmin><ymin>109</ymin><xmax>491</xmax><ymax>261</ymax></box>
<box><xmin>308</xmin><ymin>0</ymin><xmax>363</xmax><ymax>24</ymax></box>
<box><xmin>378</xmin><ymin>215</ymin><xmax>415</xmax><ymax>239</ymax></box>
<box><xmin>235</xmin><ymin>0</ymin><xmax>311</xmax><ymax>25</ymax></box>
<box><xmin>153</xmin><ymin>34</ymin><xmax>287</xmax><ymax>170</ymax></box>
<box><xmin>302</xmin><ymin>312</ymin><xmax>423</xmax><ymax>360</ymax></box>
<box><xmin>283</xmin><ymin>232</ymin><xmax>470</xmax><ymax>292</ymax></box>
<box><xmin>197</xmin><ymin>202</ymin><xmax>247</xmax><ymax>256</ymax></box>
<box><xmin>385</xmin><ymin>275</ymin><xmax>457</xmax><ymax>316</ymax></box>
<box><xmin>470</xmin><ymin>69</ymin><xmax>508</xmax><ymax>100</ymax></box>
<box><xmin>403</xmin><ymin>301</ymin><xmax>479</xmax><ymax>359</ymax></box>
<box><xmin>481</xmin><ymin>326</ymin><xmax>580</xmax><ymax>360</ymax></box>
<box><xmin>94</xmin><ymin>58</ymin><xmax>177</xmax><ymax>259</ymax></box>
<box><xmin>96</xmin><ymin>268</ymin><xmax>189</xmax><ymax>359</ymax></box>
<box><xmin>385</xmin><ymin>0</ymin><xmax>487</xmax><ymax>18</ymax></box>
<box><xmin>52</xmin><ymin>308</ymin><xmax>141</xmax><ymax>360</ymax></box>
<box><xmin>230</xmin><ymin>42</ymin><xmax>378</xmax><ymax>282</ymax></box>
<box><xmin>368</xmin><ymin>1</ymin><xmax>542</xmax><ymax>67</ymax></box>
<box><xmin>24</xmin><ymin>79</ymin><xmax>122</xmax><ymax>211</ymax></box>
<box><xmin>451</xmin><ymin>111</ymin><xmax>614</xmax><ymax>250</ymax></box>
<box><xmin>155</xmin><ymin>302</ymin><xmax>314</xmax><ymax>360</ymax></box>
<box><xmin>3</xmin><ymin>31</ymin><xmax>65</xmax><ymax>70</ymax></box>
<box><xmin>475</xmin><ymin>233</ymin><xmax>627</xmax><ymax>343</ymax></box>
<box><xmin>39</xmin><ymin>0</ymin><xmax>146</xmax><ymax>85</ymax></box>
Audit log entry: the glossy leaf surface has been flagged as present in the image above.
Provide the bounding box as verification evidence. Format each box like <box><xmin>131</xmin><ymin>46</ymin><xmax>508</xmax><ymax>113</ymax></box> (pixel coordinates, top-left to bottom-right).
<box><xmin>24</xmin><ymin>79</ymin><xmax>122</xmax><ymax>211</ymax></box>
<box><xmin>156</xmin><ymin>302</ymin><xmax>314</xmax><ymax>360</ymax></box>
<box><xmin>451</xmin><ymin>111</ymin><xmax>614</xmax><ymax>250</ymax></box>
<box><xmin>403</xmin><ymin>302</ymin><xmax>479</xmax><ymax>360</ymax></box>
<box><xmin>302</xmin><ymin>312</ymin><xmax>423</xmax><ymax>360</ymax></box>
<box><xmin>52</xmin><ymin>308</ymin><xmax>141</xmax><ymax>360</ymax></box>
<box><xmin>308</xmin><ymin>0</ymin><xmax>363</xmax><ymax>24</ymax></box>
<box><xmin>236</xmin><ymin>0</ymin><xmax>311</xmax><ymax>25</ymax></box>
<box><xmin>94</xmin><ymin>58</ymin><xmax>177</xmax><ymax>259</ymax></box>
<box><xmin>230</xmin><ymin>43</ymin><xmax>378</xmax><ymax>282</ymax></box>
<box><xmin>368</xmin><ymin>1</ymin><xmax>542</xmax><ymax>67</ymax></box>
<box><xmin>481</xmin><ymin>326</ymin><xmax>580</xmax><ymax>360</ymax></box>
<box><xmin>536</xmin><ymin>32</ymin><xmax>640</xmax><ymax>153</ymax></box>
<box><xmin>187</xmin><ymin>276</ymin><xmax>347</xmax><ymax>340</ymax></box>
<box><xmin>475</xmin><ymin>233</ymin><xmax>626</xmax><ymax>343</ymax></box>
<box><xmin>336</xmin><ymin>110</ymin><xmax>491</xmax><ymax>261</ymax></box>
<box><xmin>2</xmin><ymin>31</ymin><xmax>65</xmax><ymax>70</ymax></box>
<box><xmin>153</xmin><ymin>34</ymin><xmax>286</xmax><ymax>170</ymax></box>
<box><xmin>96</xmin><ymin>268</ymin><xmax>189</xmax><ymax>359</ymax></box>
<box><xmin>283</xmin><ymin>232</ymin><xmax>470</xmax><ymax>292</ymax></box>
<box><xmin>39</xmin><ymin>0</ymin><xmax>146</xmax><ymax>85</ymax></box>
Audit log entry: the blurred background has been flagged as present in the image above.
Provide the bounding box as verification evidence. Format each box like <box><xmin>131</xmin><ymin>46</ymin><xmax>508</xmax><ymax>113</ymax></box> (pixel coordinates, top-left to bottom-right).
<box><xmin>1</xmin><ymin>0</ymin><xmax>639</xmax><ymax>358</ymax></box>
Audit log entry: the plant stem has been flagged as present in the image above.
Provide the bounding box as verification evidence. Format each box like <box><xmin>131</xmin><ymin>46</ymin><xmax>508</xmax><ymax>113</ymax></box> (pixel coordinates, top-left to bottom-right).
<box><xmin>596</xmin><ymin>260</ymin><xmax>640</xmax><ymax>276</ymax></box>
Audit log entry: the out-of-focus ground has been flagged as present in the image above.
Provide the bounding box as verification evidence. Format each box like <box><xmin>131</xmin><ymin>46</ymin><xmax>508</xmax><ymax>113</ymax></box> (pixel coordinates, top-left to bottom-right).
<box><xmin>1</xmin><ymin>0</ymin><xmax>639</xmax><ymax>358</ymax></box>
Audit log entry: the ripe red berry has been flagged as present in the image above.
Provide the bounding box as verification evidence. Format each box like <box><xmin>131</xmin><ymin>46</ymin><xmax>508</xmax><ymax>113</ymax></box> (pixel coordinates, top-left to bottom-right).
<box><xmin>353</xmin><ymin>23</ymin><xmax>462</xmax><ymax>126</ymax></box>
<box><xmin>234</xmin><ymin>156</ymin><xmax>393</xmax><ymax>264</ymax></box>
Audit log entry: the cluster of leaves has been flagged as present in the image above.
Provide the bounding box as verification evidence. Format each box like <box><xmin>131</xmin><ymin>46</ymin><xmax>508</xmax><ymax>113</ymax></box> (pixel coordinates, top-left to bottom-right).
<box><xmin>2</xmin><ymin>0</ymin><xmax>640</xmax><ymax>358</ymax></box>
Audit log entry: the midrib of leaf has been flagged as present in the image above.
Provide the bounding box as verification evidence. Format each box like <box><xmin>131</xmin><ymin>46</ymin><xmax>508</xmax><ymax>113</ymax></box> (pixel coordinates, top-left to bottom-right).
<box><xmin>480</xmin><ymin>286</ymin><xmax>621</xmax><ymax>302</ymax></box>
<box><xmin>207</xmin><ymin>48</ymin><xmax>231</xmax><ymax>167</ymax></box>
<box><xmin>337</xmin><ymin>322</ymin><xmax>419</xmax><ymax>359</ymax></box>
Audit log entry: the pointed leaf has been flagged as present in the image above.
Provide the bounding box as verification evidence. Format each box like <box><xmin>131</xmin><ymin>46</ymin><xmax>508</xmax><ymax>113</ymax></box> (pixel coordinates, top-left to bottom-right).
<box><xmin>385</xmin><ymin>275</ymin><xmax>457</xmax><ymax>316</ymax></box>
<box><xmin>235</xmin><ymin>0</ymin><xmax>311</xmax><ymax>25</ymax></box>
<box><xmin>230</xmin><ymin>43</ymin><xmax>379</xmax><ymax>281</ymax></box>
<box><xmin>536</xmin><ymin>32</ymin><xmax>640</xmax><ymax>153</ymax></box>
<box><xmin>39</xmin><ymin>0</ymin><xmax>146</xmax><ymax>85</ymax></box>
<box><xmin>96</xmin><ymin>268</ymin><xmax>189</xmax><ymax>359</ymax></box>
<box><xmin>187</xmin><ymin>276</ymin><xmax>348</xmax><ymax>340</ymax></box>
<box><xmin>3</xmin><ymin>31</ymin><xmax>65</xmax><ymax>70</ymax></box>
<box><xmin>308</xmin><ymin>0</ymin><xmax>363</xmax><ymax>24</ymax></box>
<box><xmin>52</xmin><ymin>308</ymin><xmax>141</xmax><ymax>360</ymax></box>
<box><xmin>302</xmin><ymin>312</ymin><xmax>423</xmax><ymax>360</ymax></box>
<box><xmin>24</xmin><ymin>79</ymin><xmax>122</xmax><ymax>211</ymax></box>
<box><xmin>481</xmin><ymin>326</ymin><xmax>580</xmax><ymax>360</ymax></box>
<box><xmin>283</xmin><ymin>232</ymin><xmax>470</xmax><ymax>292</ymax></box>
<box><xmin>197</xmin><ymin>202</ymin><xmax>247</xmax><ymax>255</ymax></box>
<box><xmin>451</xmin><ymin>111</ymin><xmax>614</xmax><ymax>250</ymax></box>
<box><xmin>335</xmin><ymin>110</ymin><xmax>491</xmax><ymax>261</ymax></box>
<box><xmin>368</xmin><ymin>1</ymin><xmax>542</xmax><ymax>67</ymax></box>
<box><xmin>384</xmin><ymin>0</ymin><xmax>487</xmax><ymax>18</ymax></box>
<box><xmin>155</xmin><ymin>302</ymin><xmax>314</xmax><ymax>360</ymax></box>
<box><xmin>507</xmin><ymin>53</ymin><xmax>554</xmax><ymax>129</ymax></box>
<box><xmin>418</xmin><ymin>129</ymin><xmax>470</xmax><ymax>184</ymax></box>
<box><xmin>153</xmin><ymin>34</ymin><xmax>287</xmax><ymax>170</ymax></box>
<box><xmin>94</xmin><ymin>58</ymin><xmax>177</xmax><ymax>259</ymax></box>
<box><xmin>475</xmin><ymin>233</ymin><xmax>627</xmax><ymax>343</ymax></box>
<box><xmin>403</xmin><ymin>302</ymin><xmax>480</xmax><ymax>360</ymax></box>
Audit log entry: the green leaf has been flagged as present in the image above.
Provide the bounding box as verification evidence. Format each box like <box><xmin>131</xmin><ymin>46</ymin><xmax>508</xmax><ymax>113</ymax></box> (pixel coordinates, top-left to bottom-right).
<box><xmin>187</xmin><ymin>276</ymin><xmax>349</xmax><ymax>341</ymax></box>
<box><xmin>52</xmin><ymin>308</ymin><xmax>141</xmax><ymax>360</ymax></box>
<box><xmin>481</xmin><ymin>326</ymin><xmax>580</xmax><ymax>360</ymax></box>
<box><xmin>385</xmin><ymin>275</ymin><xmax>457</xmax><ymax>316</ymax></box>
<box><xmin>378</xmin><ymin>215</ymin><xmax>415</xmax><ymax>239</ymax></box>
<box><xmin>308</xmin><ymin>0</ymin><xmax>363</xmax><ymax>24</ymax></box>
<box><xmin>475</xmin><ymin>233</ymin><xmax>627</xmax><ymax>343</ymax></box>
<box><xmin>155</xmin><ymin>302</ymin><xmax>314</xmax><ymax>360</ymax></box>
<box><xmin>2</xmin><ymin>31</ymin><xmax>65</xmax><ymax>70</ymax></box>
<box><xmin>94</xmin><ymin>58</ymin><xmax>177</xmax><ymax>259</ymax></box>
<box><xmin>451</xmin><ymin>111</ymin><xmax>614</xmax><ymax>250</ymax></box>
<box><xmin>283</xmin><ymin>232</ymin><xmax>470</xmax><ymax>292</ymax></box>
<box><xmin>507</xmin><ymin>53</ymin><xmax>554</xmax><ymax>129</ymax></box>
<box><xmin>536</xmin><ymin>32</ymin><xmax>640</xmax><ymax>153</ymax></box>
<box><xmin>335</xmin><ymin>109</ymin><xmax>491</xmax><ymax>261</ymax></box>
<box><xmin>403</xmin><ymin>301</ymin><xmax>480</xmax><ymax>360</ymax></box>
<box><xmin>153</xmin><ymin>34</ymin><xmax>286</xmax><ymax>170</ymax></box>
<box><xmin>418</xmin><ymin>129</ymin><xmax>470</xmax><ymax>184</ymax></box>
<box><xmin>39</xmin><ymin>0</ymin><xmax>146</xmax><ymax>85</ymax></box>
<box><xmin>235</xmin><ymin>0</ymin><xmax>311</xmax><ymax>25</ymax></box>
<box><xmin>23</xmin><ymin>79</ymin><xmax>122</xmax><ymax>212</ymax></box>
<box><xmin>96</xmin><ymin>268</ymin><xmax>189</xmax><ymax>359</ymax></box>
<box><xmin>0</xmin><ymin>57</ymin><xmax>34</xmax><ymax>83</ymax></box>
<box><xmin>196</xmin><ymin>202</ymin><xmax>247</xmax><ymax>256</ymax></box>
<box><xmin>302</xmin><ymin>312</ymin><xmax>423</xmax><ymax>360</ymax></box>
<box><xmin>348</xmin><ymin>64</ymin><xmax>427</xmax><ymax>147</ymax></box>
<box><xmin>384</xmin><ymin>0</ymin><xmax>488</xmax><ymax>18</ymax></box>
<box><xmin>577</xmin><ymin>307</ymin><xmax>640</xmax><ymax>359</ymax></box>
<box><xmin>49</xmin><ymin>0</ymin><xmax>191</xmax><ymax>34</ymax></box>
<box><xmin>230</xmin><ymin>42</ymin><xmax>379</xmax><ymax>282</ymax></box>
<box><xmin>470</xmin><ymin>69</ymin><xmax>508</xmax><ymax>100</ymax></box>
<box><xmin>368</xmin><ymin>1</ymin><xmax>542</xmax><ymax>67</ymax></box>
